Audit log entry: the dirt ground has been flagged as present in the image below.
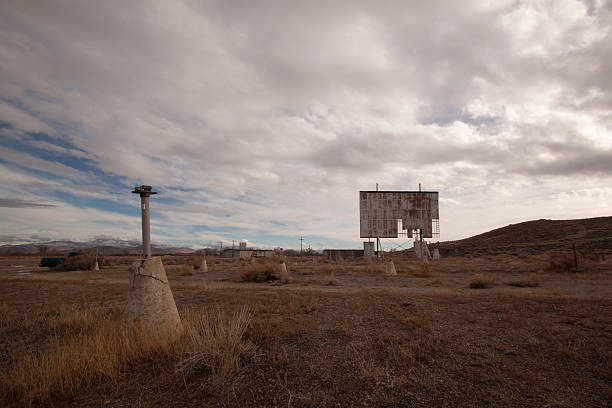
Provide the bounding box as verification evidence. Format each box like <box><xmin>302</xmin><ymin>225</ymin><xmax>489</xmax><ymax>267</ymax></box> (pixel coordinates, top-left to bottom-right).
<box><xmin>1</xmin><ymin>254</ymin><xmax>611</xmax><ymax>407</ymax></box>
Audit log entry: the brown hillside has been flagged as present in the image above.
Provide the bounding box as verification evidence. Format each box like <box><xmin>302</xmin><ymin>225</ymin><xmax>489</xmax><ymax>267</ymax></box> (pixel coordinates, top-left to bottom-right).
<box><xmin>439</xmin><ymin>216</ymin><xmax>612</xmax><ymax>256</ymax></box>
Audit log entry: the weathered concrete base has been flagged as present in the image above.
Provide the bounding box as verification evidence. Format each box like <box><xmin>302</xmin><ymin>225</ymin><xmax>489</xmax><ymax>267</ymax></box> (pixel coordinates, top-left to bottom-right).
<box><xmin>386</xmin><ymin>260</ymin><xmax>397</xmax><ymax>276</ymax></box>
<box><xmin>433</xmin><ymin>248</ymin><xmax>441</xmax><ymax>260</ymax></box>
<box><xmin>279</xmin><ymin>261</ymin><xmax>290</xmax><ymax>284</ymax></box>
<box><xmin>124</xmin><ymin>257</ymin><xmax>182</xmax><ymax>339</ymax></box>
<box><xmin>93</xmin><ymin>260</ymin><xmax>99</xmax><ymax>271</ymax></box>
<box><xmin>364</xmin><ymin>241</ymin><xmax>375</xmax><ymax>258</ymax></box>
<box><xmin>201</xmin><ymin>257</ymin><xmax>208</xmax><ymax>273</ymax></box>
<box><xmin>414</xmin><ymin>241</ymin><xmax>432</xmax><ymax>260</ymax></box>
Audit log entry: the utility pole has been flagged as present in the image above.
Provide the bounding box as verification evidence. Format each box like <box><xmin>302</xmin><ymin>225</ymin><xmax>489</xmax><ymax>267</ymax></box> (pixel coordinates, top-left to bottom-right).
<box><xmin>132</xmin><ymin>185</ymin><xmax>157</xmax><ymax>258</ymax></box>
<box><xmin>300</xmin><ymin>236</ymin><xmax>304</xmax><ymax>257</ymax></box>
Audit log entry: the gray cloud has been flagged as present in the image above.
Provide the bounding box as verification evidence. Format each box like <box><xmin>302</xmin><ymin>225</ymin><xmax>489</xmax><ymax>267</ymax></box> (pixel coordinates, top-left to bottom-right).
<box><xmin>0</xmin><ymin>198</ymin><xmax>57</xmax><ymax>208</ymax></box>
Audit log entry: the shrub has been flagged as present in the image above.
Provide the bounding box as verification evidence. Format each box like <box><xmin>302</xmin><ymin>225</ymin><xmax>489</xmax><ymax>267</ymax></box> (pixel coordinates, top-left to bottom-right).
<box><xmin>468</xmin><ymin>274</ymin><xmax>493</xmax><ymax>289</ymax></box>
<box><xmin>57</xmin><ymin>251</ymin><xmax>97</xmax><ymax>271</ymax></box>
<box><xmin>234</xmin><ymin>259</ymin><xmax>279</xmax><ymax>282</ymax></box>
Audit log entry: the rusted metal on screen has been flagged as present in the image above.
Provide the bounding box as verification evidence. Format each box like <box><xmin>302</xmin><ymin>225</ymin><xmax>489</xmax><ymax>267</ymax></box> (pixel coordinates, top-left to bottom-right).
<box><xmin>359</xmin><ymin>190</ymin><xmax>439</xmax><ymax>238</ymax></box>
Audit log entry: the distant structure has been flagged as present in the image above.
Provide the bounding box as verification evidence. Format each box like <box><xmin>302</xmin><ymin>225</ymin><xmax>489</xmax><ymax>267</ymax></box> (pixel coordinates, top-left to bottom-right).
<box><xmin>239</xmin><ymin>241</ymin><xmax>247</xmax><ymax>250</ymax></box>
<box><xmin>359</xmin><ymin>185</ymin><xmax>440</xmax><ymax>259</ymax></box>
<box><xmin>221</xmin><ymin>247</ymin><xmax>275</xmax><ymax>259</ymax></box>
<box><xmin>324</xmin><ymin>248</ymin><xmax>364</xmax><ymax>261</ymax></box>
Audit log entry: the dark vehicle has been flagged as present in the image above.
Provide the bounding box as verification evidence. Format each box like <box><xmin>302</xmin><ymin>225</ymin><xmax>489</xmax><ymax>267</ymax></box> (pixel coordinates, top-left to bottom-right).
<box><xmin>39</xmin><ymin>252</ymin><xmax>79</xmax><ymax>267</ymax></box>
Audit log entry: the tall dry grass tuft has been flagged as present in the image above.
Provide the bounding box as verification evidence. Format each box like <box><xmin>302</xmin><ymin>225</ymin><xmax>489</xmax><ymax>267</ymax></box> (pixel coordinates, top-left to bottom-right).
<box><xmin>1</xmin><ymin>311</ymin><xmax>175</xmax><ymax>404</ymax></box>
<box><xmin>177</xmin><ymin>305</ymin><xmax>254</xmax><ymax>394</ymax></box>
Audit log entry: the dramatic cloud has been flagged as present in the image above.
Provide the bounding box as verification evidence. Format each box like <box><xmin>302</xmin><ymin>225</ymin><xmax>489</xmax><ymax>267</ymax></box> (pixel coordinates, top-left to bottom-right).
<box><xmin>0</xmin><ymin>0</ymin><xmax>611</xmax><ymax>248</ymax></box>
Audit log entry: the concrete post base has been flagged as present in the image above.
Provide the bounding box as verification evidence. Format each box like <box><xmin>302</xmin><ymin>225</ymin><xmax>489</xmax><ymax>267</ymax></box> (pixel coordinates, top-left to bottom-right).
<box><xmin>432</xmin><ymin>248</ymin><xmax>441</xmax><ymax>260</ymax></box>
<box><xmin>201</xmin><ymin>258</ymin><xmax>208</xmax><ymax>273</ymax></box>
<box><xmin>386</xmin><ymin>260</ymin><xmax>397</xmax><ymax>276</ymax></box>
<box><xmin>279</xmin><ymin>261</ymin><xmax>290</xmax><ymax>283</ymax></box>
<box><xmin>124</xmin><ymin>257</ymin><xmax>183</xmax><ymax>340</ymax></box>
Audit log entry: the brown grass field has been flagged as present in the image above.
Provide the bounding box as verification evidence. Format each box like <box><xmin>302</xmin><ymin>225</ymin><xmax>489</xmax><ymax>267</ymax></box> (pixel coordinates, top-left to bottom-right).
<box><xmin>1</xmin><ymin>253</ymin><xmax>611</xmax><ymax>407</ymax></box>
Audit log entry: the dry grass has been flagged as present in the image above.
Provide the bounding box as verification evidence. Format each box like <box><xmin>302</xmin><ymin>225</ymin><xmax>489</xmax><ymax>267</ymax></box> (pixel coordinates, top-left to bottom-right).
<box><xmin>468</xmin><ymin>274</ymin><xmax>493</xmax><ymax>289</ymax></box>
<box><xmin>177</xmin><ymin>305</ymin><xmax>254</xmax><ymax>394</ymax></box>
<box><xmin>1</xmin><ymin>254</ymin><xmax>612</xmax><ymax>407</ymax></box>
<box><xmin>413</xmin><ymin>262</ymin><xmax>432</xmax><ymax>278</ymax></box>
<box><xmin>545</xmin><ymin>254</ymin><xmax>577</xmax><ymax>272</ymax></box>
<box><xmin>322</xmin><ymin>272</ymin><xmax>340</xmax><ymax>285</ymax></box>
<box><xmin>1</xmin><ymin>308</ymin><xmax>175</xmax><ymax>404</ymax></box>
<box><xmin>165</xmin><ymin>264</ymin><xmax>196</xmax><ymax>275</ymax></box>
<box><xmin>0</xmin><ymin>301</ymin><xmax>256</xmax><ymax>404</ymax></box>
<box><xmin>505</xmin><ymin>277</ymin><xmax>540</xmax><ymax>287</ymax></box>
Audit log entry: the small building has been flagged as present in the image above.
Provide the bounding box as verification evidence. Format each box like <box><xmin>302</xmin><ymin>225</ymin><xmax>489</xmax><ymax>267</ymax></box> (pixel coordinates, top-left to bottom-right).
<box><xmin>221</xmin><ymin>248</ymin><xmax>275</xmax><ymax>259</ymax></box>
<box><xmin>324</xmin><ymin>249</ymin><xmax>364</xmax><ymax>261</ymax></box>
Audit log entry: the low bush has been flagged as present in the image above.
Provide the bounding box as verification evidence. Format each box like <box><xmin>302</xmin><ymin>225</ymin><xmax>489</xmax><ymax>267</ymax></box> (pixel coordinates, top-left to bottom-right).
<box><xmin>468</xmin><ymin>274</ymin><xmax>493</xmax><ymax>289</ymax></box>
<box><xmin>234</xmin><ymin>259</ymin><xmax>280</xmax><ymax>282</ymax></box>
<box><xmin>57</xmin><ymin>251</ymin><xmax>97</xmax><ymax>271</ymax></box>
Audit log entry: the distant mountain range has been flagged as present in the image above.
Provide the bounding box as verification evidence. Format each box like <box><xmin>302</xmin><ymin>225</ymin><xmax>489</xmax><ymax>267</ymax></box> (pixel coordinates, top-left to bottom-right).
<box><xmin>0</xmin><ymin>238</ymin><xmax>195</xmax><ymax>255</ymax></box>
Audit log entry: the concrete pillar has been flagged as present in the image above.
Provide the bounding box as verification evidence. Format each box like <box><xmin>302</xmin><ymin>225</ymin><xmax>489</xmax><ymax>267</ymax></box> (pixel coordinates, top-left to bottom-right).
<box><xmin>93</xmin><ymin>260</ymin><xmax>99</xmax><ymax>271</ymax></box>
<box><xmin>124</xmin><ymin>256</ymin><xmax>182</xmax><ymax>339</ymax></box>
<box><xmin>201</xmin><ymin>257</ymin><xmax>208</xmax><ymax>272</ymax></box>
<box><xmin>141</xmin><ymin>195</ymin><xmax>151</xmax><ymax>258</ymax></box>
<box><xmin>132</xmin><ymin>185</ymin><xmax>157</xmax><ymax>259</ymax></box>
<box><xmin>386</xmin><ymin>259</ymin><xmax>397</xmax><ymax>276</ymax></box>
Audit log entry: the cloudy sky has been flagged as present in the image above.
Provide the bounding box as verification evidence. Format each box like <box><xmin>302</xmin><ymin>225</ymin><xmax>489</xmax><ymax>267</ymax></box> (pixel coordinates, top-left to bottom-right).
<box><xmin>1</xmin><ymin>0</ymin><xmax>611</xmax><ymax>250</ymax></box>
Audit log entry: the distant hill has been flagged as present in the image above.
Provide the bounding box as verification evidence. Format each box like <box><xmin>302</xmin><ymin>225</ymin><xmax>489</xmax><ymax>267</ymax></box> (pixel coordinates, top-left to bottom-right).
<box><xmin>0</xmin><ymin>239</ymin><xmax>194</xmax><ymax>256</ymax></box>
<box><xmin>439</xmin><ymin>216</ymin><xmax>612</xmax><ymax>256</ymax></box>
